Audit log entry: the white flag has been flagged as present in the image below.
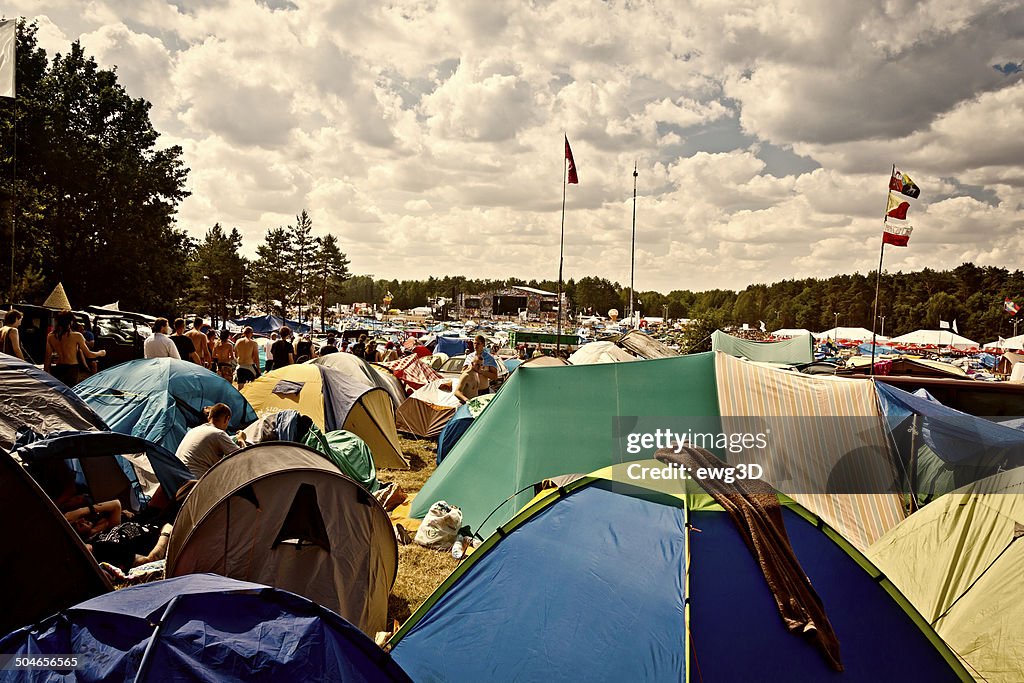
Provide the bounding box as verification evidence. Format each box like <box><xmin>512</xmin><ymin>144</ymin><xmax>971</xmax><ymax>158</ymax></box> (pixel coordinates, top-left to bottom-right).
<box><xmin>939</xmin><ymin>320</ymin><xmax>950</xmax><ymax>330</ymax></box>
<box><xmin>759</xmin><ymin>320</ymin><xmax>766</xmax><ymax>332</ymax></box>
<box><xmin>952</xmin><ymin>319</ymin><xmax>959</xmax><ymax>334</ymax></box>
<box><xmin>0</xmin><ymin>19</ymin><xmax>14</xmax><ymax>99</ymax></box>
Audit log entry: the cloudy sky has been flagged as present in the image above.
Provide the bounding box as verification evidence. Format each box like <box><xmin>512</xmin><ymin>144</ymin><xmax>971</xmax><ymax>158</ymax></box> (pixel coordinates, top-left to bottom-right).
<box><xmin>10</xmin><ymin>0</ymin><xmax>1024</xmax><ymax>292</ymax></box>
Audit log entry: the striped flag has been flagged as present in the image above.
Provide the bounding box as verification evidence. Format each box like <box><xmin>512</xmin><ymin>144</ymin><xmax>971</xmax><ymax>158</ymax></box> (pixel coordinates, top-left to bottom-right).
<box><xmin>1006</xmin><ymin>298</ymin><xmax>1021</xmax><ymax>316</ymax></box>
<box><xmin>881</xmin><ymin>223</ymin><xmax>912</xmax><ymax>247</ymax></box>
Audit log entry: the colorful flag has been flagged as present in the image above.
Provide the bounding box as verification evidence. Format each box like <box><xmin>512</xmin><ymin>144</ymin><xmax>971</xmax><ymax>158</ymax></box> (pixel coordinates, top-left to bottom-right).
<box><xmin>564</xmin><ymin>136</ymin><xmax>578</xmax><ymax>184</ymax></box>
<box><xmin>0</xmin><ymin>19</ymin><xmax>15</xmax><ymax>99</ymax></box>
<box><xmin>885</xmin><ymin>192</ymin><xmax>910</xmax><ymax>220</ymax></box>
<box><xmin>881</xmin><ymin>223</ymin><xmax>912</xmax><ymax>247</ymax></box>
<box><xmin>1006</xmin><ymin>298</ymin><xmax>1021</xmax><ymax>315</ymax></box>
<box><xmin>889</xmin><ymin>168</ymin><xmax>921</xmax><ymax>199</ymax></box>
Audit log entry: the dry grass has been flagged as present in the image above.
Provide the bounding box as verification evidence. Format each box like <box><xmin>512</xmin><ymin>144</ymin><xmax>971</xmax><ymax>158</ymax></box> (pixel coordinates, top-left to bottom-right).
<box><xmin>379</xmin><ymin>435</ymin><xmax>460</xmax><ymax>630</ymax></box>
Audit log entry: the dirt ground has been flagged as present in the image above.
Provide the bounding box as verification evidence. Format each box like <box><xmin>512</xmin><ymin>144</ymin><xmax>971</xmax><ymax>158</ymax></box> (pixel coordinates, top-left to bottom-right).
<box><xmin>383</xmin><ymin>436</ymin><xmax>460</xmax><ymax>629</ymax></box>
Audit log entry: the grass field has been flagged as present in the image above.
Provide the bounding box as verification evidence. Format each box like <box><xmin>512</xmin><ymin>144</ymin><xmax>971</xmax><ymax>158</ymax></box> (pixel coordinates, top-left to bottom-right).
<box><xmin>384</xmin><ymin>436</ymin><xmax>460</xmax><ymax>629</ymax></box>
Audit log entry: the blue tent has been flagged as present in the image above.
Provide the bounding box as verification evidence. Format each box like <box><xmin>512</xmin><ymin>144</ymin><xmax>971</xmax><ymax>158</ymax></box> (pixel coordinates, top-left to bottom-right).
<box><xmin>74</xmin><ymin>359</ymin><xmax>257</xmax><ymax>453</ymax></box>
<box><xmin>391</xmin><ymin>472</ymin><xmax>970</xmax><ymax>682</ymax></box>
<box><xmin>0</xmin><ymin>352</ymin><xmax>108</xmax><ymax>451</ymax></box>
<box><xmin>876</xmin><ymin>381</ymin><xmax>1024</xmax><ymax>500</ymax></box>
<box><xmin>231</xmin><ymin>314</ymin><xmax>312</xmax><ymax>335</ymax></box>
<box><xmin>13</xmin><ymin>430</ymin><xmax>194</xmax><ymax>511</ymax></box>
<box><xmin>436</xmin><ymin>394</ymin><xmax>494</xmax><ymax>465</ymax></box>
<box><xmin>857</xmin><ymin>342</ymin><xmax>900</xmax><ymax>355</ymax></box>
<box><xmin>0</xmin><ymin>574</ymin><xmax>411</xmax><ymax>682</ymax></box>
<box><xmin>434</xmin><ymin>335</ymin><xmax>469</xmax><ymax>357</ymax></box>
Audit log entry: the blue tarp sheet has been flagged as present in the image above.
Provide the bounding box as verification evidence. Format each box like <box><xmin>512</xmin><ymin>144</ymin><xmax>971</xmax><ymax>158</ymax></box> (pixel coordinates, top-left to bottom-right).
<box><xmin>231</xmin><ymin>314</ymin><xmax>312</xmax><ymax>335</ymax></box>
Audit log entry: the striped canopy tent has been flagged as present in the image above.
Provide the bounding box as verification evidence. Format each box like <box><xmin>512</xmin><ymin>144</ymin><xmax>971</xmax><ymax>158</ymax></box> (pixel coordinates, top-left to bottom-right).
<box><xmin>411</xmin><ymin>351</ymin><xmax>905</xmax><ymax>550</ymax></box>
<box><xmin>378</xmin><ymin>354</ymin><xmax>443</xmax><ymax>393</ymax></box>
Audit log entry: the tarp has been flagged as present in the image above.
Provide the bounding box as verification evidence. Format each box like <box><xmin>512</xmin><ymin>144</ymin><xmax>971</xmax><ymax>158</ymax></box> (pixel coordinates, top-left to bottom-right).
<box><xmin>869</xmin><ymin>468</ymin><xmax>1024</xmax><ymax>683</ymax></box>
<box><xmin>378</xmin><ymin>354</ymin><xmax>443</xmax><ymax>392</ymax></box>
<box><xmin>230</xmin><ymin>314</ymin><xmax>312</xmax><ymax>335</ymax></box>
<box><xmin>0</xmin><ymin>352</ymin><xmax>108</xmax><ymax>451</ymax></box>
<box><xmin>0</xmin><ymin>449</ymin><xmax>111</xmax><ymax>637</ymax></box>
<box><xmin>712</xmin><ymin>329</ymin><xmax>813</xmax><ymax>365</ymax></box>
<box><xmin>13</xmin><ymin>430</ymin><xmax>194</xmax><ymax>513</ymax></box>
<box><xmin>241</xmin><ymin>363</ymin><xmax>407</xmax><ymax>469</ymax></box>
<box><xmin>615</xmin><ymin>329</ymin><xmax>679</xmax><ymax>359</ymax></box>
<box><xmin>875</xmin><ymin>381</ymin><xmax>1024</xmax><ymax>501</ymax></box>
<box><xmin>392</xmin><ymin>469</ymin><xmax>970</xmax><ymax>682</ymax></box>
<box><xmin>74</xmin><ymin>358</ymin><xmax>256</xmax><ymax>454</ymax></box>
<box><xmin>0</xmin><ymin>574</ymin><xmax>411</xmax><ymax>682</ymax></box>
<box><xmin>166</xmin><ymin>444</ymin><xmax>398</xmax><ymax>635</ymax></box>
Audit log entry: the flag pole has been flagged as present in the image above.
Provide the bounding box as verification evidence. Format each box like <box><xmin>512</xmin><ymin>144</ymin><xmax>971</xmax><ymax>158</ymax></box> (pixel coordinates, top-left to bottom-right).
<box><xmin>629</xmin><ymin>161</ymin><xmax>637</xmax><ymax>327</ymax></box>
<box><xmin>556</xmin><ymin>138</ymin><xmax>567</xmax><ymax>356</ymax></box>
<box><xmin>870</xmin><ymin>163</ymin><xmax>896</xmax><ymax>375</ymax></box>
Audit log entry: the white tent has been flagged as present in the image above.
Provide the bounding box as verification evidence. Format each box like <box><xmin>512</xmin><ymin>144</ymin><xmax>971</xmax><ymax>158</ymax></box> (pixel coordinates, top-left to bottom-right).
<box><xmin>770</xmin><ymin>328</ymin><xmax>812</xmax><ymax>338</ymax></box>
<box><xmin>888</xmin><ymin>329</ymin><xmax>978</xmax><ymax>349</ymax></box>
<box><xmin>812</xmin><ymin>326</ymin><xmax>879</xmax><ymax>342</ymax></box>
<box><xmin>983</xmin><ymin>334</ymin><xmax>1024</xmax><ymax>351</ymax></box>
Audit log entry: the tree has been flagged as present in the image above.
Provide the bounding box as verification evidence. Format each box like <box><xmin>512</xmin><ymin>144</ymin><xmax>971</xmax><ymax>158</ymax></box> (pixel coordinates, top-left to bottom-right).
<box><xmin>311</xmin><ymin>234</ymin><xmax>350</xmax><ymax>330</ymax></box>
<box><xmin>190</xmin><ymin>224</ymin><xmax>246</xmax><ymax>326</ymax></box>
<box><xmin>250</xmin><ymin>227</ymin><xmax>294</xmax><ymax>315</ymax></box>
<box><xmin>291</xmin><ymin>210</ymin><xmax>315</xmax><ymax>324</ymax></box>
<box><xmin>1</xmin><ymin>22</ymin><xmax>191</xmax><ymax>312</ymax></box>
<box><xmin>681</xmin><ymin>308</ymin><xmax>725</xmax><ymax>353</ymax></box>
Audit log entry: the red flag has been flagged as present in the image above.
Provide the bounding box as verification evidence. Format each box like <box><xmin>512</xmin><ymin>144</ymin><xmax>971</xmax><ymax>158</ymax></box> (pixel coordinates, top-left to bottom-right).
<box><xmin>882</xmin><ymin>223</ymin><xmax>912</xmax><ymax>247</ymax></box>
<box><xmin>885</xmin><ymin>192</ymin><xmax>910</xmax><ymax>220</ymax></box>
<box><xmin>565</xmin><ymin>136</ymin><xmax>578</xmax><ymax>184</ymax></box>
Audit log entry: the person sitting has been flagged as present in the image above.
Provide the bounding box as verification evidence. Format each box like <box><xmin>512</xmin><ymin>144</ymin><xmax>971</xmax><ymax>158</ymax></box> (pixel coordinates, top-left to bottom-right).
<box><xmin>65</xmin><ymin>500</ymin><xmax>174</xmax><ymax>570</ymax></box>
<box><xmin>174</xmin><ymin>403</ymin><xmax>246</xmax><ymax>478</ymax></box>
<box><xmin>65</xmin><ymin>499</ymin><xmax>123</xmax><ymax>540</ymax></box>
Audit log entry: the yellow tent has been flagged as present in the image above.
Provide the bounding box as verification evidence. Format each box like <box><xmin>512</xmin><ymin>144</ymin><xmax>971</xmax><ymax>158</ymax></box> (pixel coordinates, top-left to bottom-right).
<box><xmin>868</xmin><ymin>468</ymin><xmax>1024</xmax><ymax>682</ymax></box>
<box><xmin>241</xmin><ymin>363</ymin><xmax>408</xmax><ymax>469</ymax></box>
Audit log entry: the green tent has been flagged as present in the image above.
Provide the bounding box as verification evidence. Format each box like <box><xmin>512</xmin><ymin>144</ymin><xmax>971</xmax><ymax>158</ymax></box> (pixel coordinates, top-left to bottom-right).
<box><xmin>410</xmin><ymin>354</ymin><xmax>721</xmax><ymax>537</ymax></box>
<box><xmin>303</xmin><ymin>425</ymin><xmax>378</xmax><ymax>493</ymax></box>
<box><xmin>712</xmin><ymin>329</ymin><xmax>813</xmax><ymax>365</ymax></box>
<box><xmin>868</xmin><ymin>468</ymin><xmax>1024</xmax><ymax>682</ymax></box>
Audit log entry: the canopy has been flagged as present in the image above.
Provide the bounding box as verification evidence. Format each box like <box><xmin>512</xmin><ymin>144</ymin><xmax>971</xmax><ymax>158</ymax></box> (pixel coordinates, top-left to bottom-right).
<box><xmin>0</xmin><ymin>352</ymin><xmax>108</xmax><ymax>450</ymax></box>
<box><xmin>711</xmin><ymin>329</ymin><xmax>813</xmax><ymax>364</ymax></box>
<box><xmin>771</xmin><ymin>328</ymin><xmax>812</xmax><ymax>338</ymax></box>
<box><xmin>74</xmin><ymin>358</ymin><xmax>256</xmax><ymax>453</ymax></box>
<box><xmin>166</xmin><ymin>444</ymin><xmax>398</xmax><ymax>635</ymax></box>
<box><xmin>0</xmin><ymin>574</ymin><xmax>411</xmax><ymax>682</ymax></box>
<box><xmin>869</xmin><ymin>468</ymin><xmax>1024</xmax><ymax>683</ymax></box>
<box><xmin>392</xmin><ymin>469</ymin><xmax>970</xmax><ymax>682</ymax></box>
<box><xmin>983</xmin><ymin>333</ymin><xmax>1024</xmax><ymax>350</ymax></box>
<box><xmin>888</xmin><ymin>329</ymin><xmax>979</xmax><ymax>349</ymax></box>
<box><xmin>813</xmin><ymin>326</ymin><xmax>878</xmax><ymax>342</ymax></box>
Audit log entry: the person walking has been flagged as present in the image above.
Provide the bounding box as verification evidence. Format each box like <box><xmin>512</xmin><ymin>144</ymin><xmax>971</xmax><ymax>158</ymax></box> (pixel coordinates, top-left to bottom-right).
<box><xmin>143</xmin><ymin>318</ymin><xmax>180</xmax><ymax>359</ymax></box>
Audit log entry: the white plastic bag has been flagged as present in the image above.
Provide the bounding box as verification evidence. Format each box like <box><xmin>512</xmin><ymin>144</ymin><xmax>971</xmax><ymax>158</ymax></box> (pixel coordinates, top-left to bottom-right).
<box><xmin>414</xmin><ymin>500</ymin><xmax>463</xmax><ymax>550</ymax></box>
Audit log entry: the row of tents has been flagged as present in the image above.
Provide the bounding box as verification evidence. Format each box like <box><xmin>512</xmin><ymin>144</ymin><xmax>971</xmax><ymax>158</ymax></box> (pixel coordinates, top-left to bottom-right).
<box><xmin>4</xmin><ymin>343</ymin><xmax>1024</xmax><ymax>680</ymax></box>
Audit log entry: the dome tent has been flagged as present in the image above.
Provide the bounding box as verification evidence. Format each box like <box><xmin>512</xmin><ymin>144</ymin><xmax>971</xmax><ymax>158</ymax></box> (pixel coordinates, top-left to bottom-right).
<box><xmin>241</xmin><ymin>363</ymin><xmax>407</xmax><ymax>469</ymax></box>
<box><xmin>166</xmin><ymin>443</ymin><xmax>398</xmax><ymax>635</ymax></box>
<box><xmin>74</xmin><ymin>358</ymin><xmax>256</xmax><ymax>453</ymax></box>
<box><xmin>0</xmin><ymin>574</ymin><xmax>411</xmax><ymax>682</ymax></box>
<box><xmin>0</xmin><ymin>352</ymin><xmax>107</xmax><ymax>451</ymax></box>
<box><xmin>391</xmin><ymin>465</ymin><xmax>971</xmax><ymax>682</ymax></box>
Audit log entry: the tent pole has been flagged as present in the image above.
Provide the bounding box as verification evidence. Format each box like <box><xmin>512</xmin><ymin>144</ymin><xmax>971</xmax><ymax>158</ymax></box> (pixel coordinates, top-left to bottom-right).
<box><xmin>629</xmin><ymin>161</ymin><xmax>637</xmax><ymax>326</ymax></box>
<box><xmin>556</xmin><ymin>143</ymin><xmax>567</xmax><ymax>356</ymax></box>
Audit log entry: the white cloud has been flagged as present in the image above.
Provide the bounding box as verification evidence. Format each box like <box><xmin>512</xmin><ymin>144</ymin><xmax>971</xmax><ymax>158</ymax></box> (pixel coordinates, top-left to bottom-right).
<box><xmin>7</xmin><ymin>0</ymin><xmax>1024</xmax><ymax>293</ymax></box>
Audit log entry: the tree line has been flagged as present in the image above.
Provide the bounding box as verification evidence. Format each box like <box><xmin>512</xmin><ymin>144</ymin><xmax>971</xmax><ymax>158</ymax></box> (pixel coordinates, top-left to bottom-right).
<box><xmin>3</xmin><ymin>22</ymin><xmax>1021</xmax><ymax>342</ymax></box>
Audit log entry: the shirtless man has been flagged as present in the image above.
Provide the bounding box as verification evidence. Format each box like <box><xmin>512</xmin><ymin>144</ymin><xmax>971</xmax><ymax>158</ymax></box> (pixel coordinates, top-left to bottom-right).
<box><xmin>45</xmin><ymin>311</ymin><xmax>106</xmax><ymax>386</ymax></box>
<box><xmin>185</xmin><ymin>317</ymin><xmax>211</xmax><ymax>368</ymax></box>
<box><xmin>234</xmin><ymin>326</ymin><xmax>260</xmax><ymax>387</ymax></box>
<box><xmin>212</xmin><ymin>329</ymin><xmax>235</xmax><ymax>381</ymax></box>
